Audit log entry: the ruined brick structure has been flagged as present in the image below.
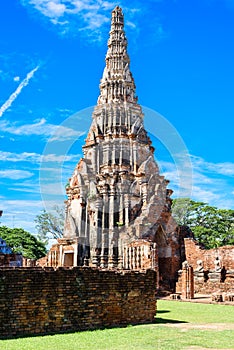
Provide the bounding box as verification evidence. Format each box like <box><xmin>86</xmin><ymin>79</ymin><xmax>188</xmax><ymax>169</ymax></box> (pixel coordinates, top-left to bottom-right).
<box><xmin>0</xmin><ymin>267</ymin><xmax>156</xmax><ymax>338</ymax></box>
<box><xmin>181</xmin><ymin>238</ymin><xmax>234</xmax><ymax>271</ymax></box>
<box><xmin>41</xmin><ymin>6</ymin><xmax>185</xmax><ymax>290</ymax></box>
<box><xmin>176</xmin><ymin>238</ymin><xmax>234</xmax><ymax>295</ymax></box>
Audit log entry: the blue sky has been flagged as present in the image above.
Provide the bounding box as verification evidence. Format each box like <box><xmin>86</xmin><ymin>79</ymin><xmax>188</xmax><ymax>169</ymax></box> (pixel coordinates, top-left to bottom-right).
<box><xmin>0</xmin><ymin>0</ymin><xmax>234</xmax><ymax>234</ymax></box>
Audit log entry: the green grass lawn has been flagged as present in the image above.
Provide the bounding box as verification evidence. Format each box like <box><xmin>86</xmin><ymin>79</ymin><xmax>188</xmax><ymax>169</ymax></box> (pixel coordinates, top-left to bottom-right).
<box><xmin>1</xmin><ymin>300</ymin><xmax>233</xmax><ymax>350</ymax></box>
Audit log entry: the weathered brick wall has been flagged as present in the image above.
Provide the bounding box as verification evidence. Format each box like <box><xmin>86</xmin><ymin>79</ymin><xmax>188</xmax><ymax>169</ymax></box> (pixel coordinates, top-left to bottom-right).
<box><xmin>0</xmin><ymin>267</ymin><xmax>156</xmax><ymax>338</ymax></box>
<box><xmin>176</xmin><ymin>271</ymin><xmax>234</xmax><ymax>295</ymax></box>
<box><xmin>176</xmin><ymin>239</ymin><xmax>234</xmax><ymax>295</ymax></box>
<box><xmin>184</xmin><ymin>238</ymin><xmax>234</xmax><ymax>271</ymax></box>
<box><xmin>193</xmin><ymin>279</ymin><xmax>234</xmax><ymax>294</ymax></box>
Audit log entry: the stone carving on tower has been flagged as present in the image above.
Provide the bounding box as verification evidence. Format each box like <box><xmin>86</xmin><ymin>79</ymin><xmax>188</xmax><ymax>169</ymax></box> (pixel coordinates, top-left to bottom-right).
<box><xmin>46</xmin><ymin>6</ymin><xmax>180</xmax><ymax>287</ymax></box>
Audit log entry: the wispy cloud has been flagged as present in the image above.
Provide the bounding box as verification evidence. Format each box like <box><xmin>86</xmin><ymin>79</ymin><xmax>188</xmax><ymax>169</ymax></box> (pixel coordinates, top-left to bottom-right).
<box><xmin>0</xmin><ymin>170</ymin><xmax>34</xmax><ymax>180</ymax></box>
<box><xmin>0</xmin><ymin>199</ymin><xmax>45</xmax><ymax>233</ymax></box>
<box><xmin>159</xmin><ymin>154</ymin><xmax>234</xmax><ymax>209</ymax></box>
<box><xmin>0</xmin><ymin>52</ymin><xmax>38</xmax><ymax>82</ymax></box>
<box><xmin>0</xmin><ymin>118</ymin><xmax>85</xmax><ymax>141</ymax></box>
<box><xmin>0</xmin><ymin>66</ymin><xmax>39</xmax><ymax>117</ymax></box>
<box><xmin>0</xmin><ymin>199</ymin><xmax>65</xmax><ymax>234</ymax></box>
<box><xmin>21</xmin><ymin>0</ymin><xmax>113</xmax><ymax>40</ymax></box>
<box><xmin>190</xmin><ymin>155</ymin><xmax>234</xmax><ymax>177</ymax></box>
<box><xmin>0</xmin><ymin>150</ymin><xmax>78</xmax><ymax>163</ymax></box>
<box><xmin>20</xmin><ymin>1</ymin><xmax>166</xmax><ymax>42</ymax></box>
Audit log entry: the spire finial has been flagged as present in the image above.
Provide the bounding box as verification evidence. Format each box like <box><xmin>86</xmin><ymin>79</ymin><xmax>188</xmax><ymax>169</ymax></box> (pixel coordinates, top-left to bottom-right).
<box><xmin>112</xmin><ymin>6</ymin><xmax>124</xmax><ymax>20</ymax></box>
<box><xmin>97</xmin><ymin>7</ymin><xmax>137</xmax><ymax>105</ymax></box>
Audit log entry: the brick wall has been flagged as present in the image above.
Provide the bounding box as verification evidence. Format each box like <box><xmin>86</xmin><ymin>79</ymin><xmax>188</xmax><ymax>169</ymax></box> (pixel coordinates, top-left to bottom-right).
<box><xmin>176</xmin><ymin>239</ymin><xmax>234</xmax><ymax>295</ymax></box>
<box><xmin>0</xmin><ymin>267</ymin><xmax>156</xmax><ymax>338</ymax></box>
<box><xmin>192</xmin><ymin>279</ymin><xmax>234</xmax><ymax>294</ymax></box>
<box><xmin>184</xmin><ymin>238</ymin><xmax>234</xmax><ymax>271</ymax></box>
<box><xmin>176</xmin><ymin>271</ymin><xmax>234</xmax><ymax>295</ymax></box>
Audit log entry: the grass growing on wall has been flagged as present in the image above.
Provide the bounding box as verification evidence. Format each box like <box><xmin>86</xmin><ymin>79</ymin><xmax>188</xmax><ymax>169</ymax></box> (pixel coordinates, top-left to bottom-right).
<box><xmin>0</xmin><ymin>300</ymin><xmax>233</xmax><ymax>350</ymax></box>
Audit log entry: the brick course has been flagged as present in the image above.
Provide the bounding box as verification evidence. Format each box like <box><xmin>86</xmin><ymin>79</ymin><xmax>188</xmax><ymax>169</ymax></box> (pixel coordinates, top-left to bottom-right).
<box><xmin>0</xmin><ymin>267</ymin><xmax>156</xmax><ymax>338</ymax></box>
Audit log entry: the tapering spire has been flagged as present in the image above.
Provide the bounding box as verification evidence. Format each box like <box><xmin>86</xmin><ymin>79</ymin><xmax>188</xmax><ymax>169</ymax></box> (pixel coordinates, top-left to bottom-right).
<box><xmin>97</xmin><ymin>6</ymin><xmax>137</xmax><ymax>105</ymax></box>
<box><xmin>58</xmin><ymin>6</ymin><xmax>177</xmax><ymax>284</ymax></box>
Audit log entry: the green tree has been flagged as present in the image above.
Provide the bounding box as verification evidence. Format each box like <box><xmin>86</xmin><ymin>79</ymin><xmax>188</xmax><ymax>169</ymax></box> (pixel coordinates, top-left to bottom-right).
<box><xmin>172</xmin><ymin>198</ymin><xmax>234</xmax><ymax>249</ymax></box>
<box><xmin>171</xmin><ymin>197</ymin><xmax>192</xmax><ymax>226</ymax></box>
<box><xmin>0</xmin><ymin>226</ymin><xmax>47</xmax><ymax>259</ymax></box>
<box><xmin>35</xmin><ymin>205</ymin><xmax>64</xmax><ymax>244</ymax></box>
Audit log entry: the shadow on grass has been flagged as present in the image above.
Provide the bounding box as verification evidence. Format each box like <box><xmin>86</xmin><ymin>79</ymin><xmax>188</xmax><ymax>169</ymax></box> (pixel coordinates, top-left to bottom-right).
<box><xmin>2</xmin><ymin>319</ymin><xmax>179</xmax><ymax>340</ymax></box>
<box><xmin>156</xmin><ymin>310</ymin><xmax>170</xmax><ymax>314</ymax></box>
<box><xmin>155</xmin><ymin>317</ymin><xmax>187</xmax><ymax>324</ymax></box>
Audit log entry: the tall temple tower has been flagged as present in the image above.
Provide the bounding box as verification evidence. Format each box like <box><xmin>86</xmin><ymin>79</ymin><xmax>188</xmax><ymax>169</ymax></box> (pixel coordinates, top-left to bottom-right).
<box><xmin>52</xmin><ymin>6</ymin><xmax>181</xmax><ymax>287</ymax></box>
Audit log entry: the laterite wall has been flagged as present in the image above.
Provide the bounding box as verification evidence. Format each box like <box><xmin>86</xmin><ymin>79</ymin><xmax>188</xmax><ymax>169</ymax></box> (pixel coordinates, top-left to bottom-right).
<box><xmin>0</xmin><ymin>267</ymin><xmax>156</xmax><ymax>338</ymax></box>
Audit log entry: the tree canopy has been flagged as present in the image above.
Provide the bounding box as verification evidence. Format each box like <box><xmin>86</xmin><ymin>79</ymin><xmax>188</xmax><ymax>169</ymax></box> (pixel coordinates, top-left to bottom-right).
<box><xmin>35</xmin><ymin>205</ymin><xmax>64</xmax><ymax>244</ymax></box>
<box><xmin>0</xmin><ymin>226</ymin><xmax>47</xmax><ymax>259</ymax></box>
<box><xmin>172</xmin><ymin>198</ymin><xmax>234</xmax><ymax>249</ymax></box>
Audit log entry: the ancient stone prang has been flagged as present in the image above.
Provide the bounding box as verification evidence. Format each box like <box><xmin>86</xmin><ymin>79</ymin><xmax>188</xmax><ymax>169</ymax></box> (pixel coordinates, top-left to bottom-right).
<box><xmin>62</xmin><ymin>7</ymin><xmax>176</xmax><ymax>270</ymax></box>
<box><xmin>40</xmin><ymin>6</ymin><xmax>185</xmax><ymax>290</ymax></box>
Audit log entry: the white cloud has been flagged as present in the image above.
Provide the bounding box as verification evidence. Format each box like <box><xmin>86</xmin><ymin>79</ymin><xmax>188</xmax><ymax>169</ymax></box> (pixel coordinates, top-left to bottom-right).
<box><xmin>190</xmin><ymin>185</ymin><xmax>221</xmax><ymax>204</ymax></box>
<box><xmin>8</xmin><ymin>175</ymin><xmax>67</xmax><ymax>196</ymax></box>
<box><xmin>191</xmin><ymin>155</ymin><xmax>234</xmax><ymax>177</ymax></box>
<box><xmin>41</xmin><ymin>153</ymin><xmax>78</xmax><ymax>162</ymax></box>
<box><xmin>39</xmin><ymin>182</ymin><xmax>67</xmax><ymax>195</ymax></box>
<box><xmin>159</xmin><ymin>154</ymin><xmax>234</xmax><ymax>209</ymax></box>
<box><xmin>0</xmin><ymin>170</ymin><xmax>34</xmax><ymax>180</ymax></box>
<box><xmin>9</xmin><ymin>186</ymin><xmax>40</xmax><ymax>194</ymax></box>
<box><xmin>101</xmin><ymin>1</ymin><xmax>116</xmax><ymax>10</ymax></box>
<box><xmin>0</xmin><ymin>199</ymin><xmax>65</xmax><ymax>234</ymax></box>
<box><xmin>126</xmin><ymin>20</ymin><xmax>136</xmax><ymax>29</ymax></box>
<box><xmin>0</xmin><ymin>66</ymin><xmax>39</xmax><ymax>118</ymax></box>
<box><xmin>46</xmin><ymin>1</ymin><xmax>66</xmax><ymax>16</ymax></box>
<box><xmin>207</xmin><ymin>162</ymin><xmax>234</xmax><ymax>176</ymax></box>
<box><xmin>0</xmin><ymin>199</ymin><xmax>44</xmax><ymax>233</ymax></box>
<box><xmin>21</xmin><ymin>0</ymin><xmax>112</xmax><ymax>37</ymax></box>
<box><xmin>13</xmin><ymin>76</ymin><xmax>20</xmax><ymax>82</ymax></box>
<box><xmin>81</xmin><ymin>12</ymin><xmax>109</xmax><ymax>30</ymax></box>
<box><xmin>0</xmin><ymin>118</ymin><xmax>85</xmax><ymax>141</ymax></box>
<box><xmin>20</xmin><ymin>1</ymin><xmax>152</xmax><ymax>41</ymax></box>
<box><xmin>1</xmin><ymin>199</ymin><xmax>53</xmax><ymax>211</ymax></box>
<box><xmin>0</xmin><ymin>118</ymin><xmax>50</xmax><ymax>135</ymax></box>
<box><xmin>0</xmin><ymin>150</ymin><xmax>78</xmax><ymax>163</ymax></box>
<box><xmin>50</xmin><ymin>125</ymin><xmax>85</xmax><ymax>141</ymax></box>
<box><xmin>26</xmin><ymin>0</ymin><xmax>66</xmax><ymax>18</ymax></box>
<box><xmin>0</xmin><ymin>151</ymin><xmax>39</xmax><ymax>162</ymax></box>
